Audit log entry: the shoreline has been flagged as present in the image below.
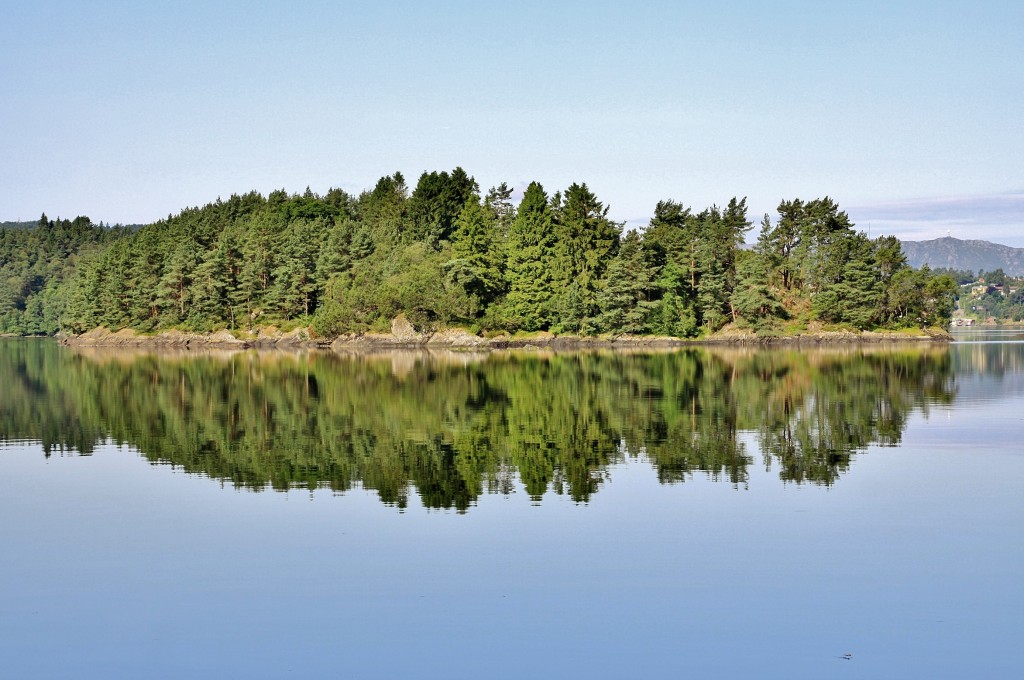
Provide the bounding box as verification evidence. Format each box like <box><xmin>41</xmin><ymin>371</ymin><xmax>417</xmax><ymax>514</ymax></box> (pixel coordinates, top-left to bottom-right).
<box><xmin>56</xmin><ymin>323</ymin><xmax>952</xmax><ymax>351</ymax></box>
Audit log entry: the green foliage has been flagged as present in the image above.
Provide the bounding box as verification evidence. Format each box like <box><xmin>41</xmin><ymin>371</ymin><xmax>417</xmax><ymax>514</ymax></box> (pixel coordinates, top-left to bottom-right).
<box><xmin>407</xmin><ymin>167</ymin><xmax>478</xmax><ymax>245</ymax></box>
<box><xmin>963</xmin><ymin>272</ymin><xmax>1024</xmax><ymax>322</ymax></box>
<box><xmin>3</xmin><ymin>173</ymin><xmax>952</xmax><ymax>338</ymax></box>
<box><xmin>650</xmin><ymin>290</ymin><xmax>698</xmax><ymax>337</ymax></box>
<box><xmin>883</xmin><ymin>266</ymin><xmax>957</xmax><ymax>327</ymax></box>
<box><xmin>484</xmin><ymin>182</ymin><xmax>516</xmax><ymax>232</ymax></box>
<box><xmin>731</xmin><ymin>249</ymin><xmax>785</xmax><ymax>333</ymax></box>
<box><xmin>550</xmin><ymin>183</ymin><xmax>620</xmax><ymax>332</ymax></box>
<box><xmin>0</xmin><ymin>215</ymin><xmax>125</xmax><ymax>335</ymax></box>
<box><xmin>446</xmin><ymin>195</ymin><xmax>506</xmax><ymax>310</ymax></box>
<box><xmin>980</xmin><ymin>268</ymin><xmax>1007</xmax><ymax>286</ymax></box>
<box><xmin>373</xmin><ymin>242</ymin><xmax>475</xmax><ymax>328</ymax></box>
<box><xmin>596</xmin><ymin>231</ymin><xmax>656</xmax><ymax>335</ymax></box>
<box><xmin>502</xmin><ymin>182</ymin><xmax>558</xmax><ymax>331</ymax></box>
<box><xmin>930</xmin><ymin>267</ymin><xmax>976</xmax><ymax>285</ymax></box>
<box><xmin>749</xmin><ymin>198</ymin><xmax>948</xmax><ymax>330</ymax></box>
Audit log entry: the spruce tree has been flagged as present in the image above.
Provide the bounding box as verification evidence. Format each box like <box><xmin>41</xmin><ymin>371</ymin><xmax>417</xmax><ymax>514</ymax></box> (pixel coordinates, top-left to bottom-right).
<box><xmin>597</xmin><ymin>230</ymin><xmax>655</xmax><ymax>335</ymax></box>
<box><xmin>502</xmin><ymin>182</ymin><xmax>558</xmax><ymax>331</ymax></box>
<box><xmin>446</xmin><ymin>195</ymin><xmax>505</xmax><ymax>310</ymax></box>
<box><xmin>551</xmin><ymin>183</ymin><xmax>620</xmax><ymax>332</ymax></box>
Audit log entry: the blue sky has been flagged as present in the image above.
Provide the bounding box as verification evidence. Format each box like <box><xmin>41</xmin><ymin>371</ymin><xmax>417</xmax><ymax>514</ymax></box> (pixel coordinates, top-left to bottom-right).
<box><xmin>2</xmin><ymin>1</ymin><xmax>1022</xmax><ymax>244</ymax></box>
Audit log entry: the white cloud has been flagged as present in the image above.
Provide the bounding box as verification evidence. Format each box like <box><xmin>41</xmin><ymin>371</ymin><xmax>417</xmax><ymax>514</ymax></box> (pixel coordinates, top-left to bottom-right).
<box><xmin>848</xmin><ymin>192</ymin><xmax>1024</xmax><ymax>247</ymax></box>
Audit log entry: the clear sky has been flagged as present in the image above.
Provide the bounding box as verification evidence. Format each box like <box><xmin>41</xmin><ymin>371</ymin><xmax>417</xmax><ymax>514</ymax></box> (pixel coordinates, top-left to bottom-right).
<box><xmin>2</xmin><ymin>1</ymin><xmax>1022</xmax><ymax>244</ymax></box>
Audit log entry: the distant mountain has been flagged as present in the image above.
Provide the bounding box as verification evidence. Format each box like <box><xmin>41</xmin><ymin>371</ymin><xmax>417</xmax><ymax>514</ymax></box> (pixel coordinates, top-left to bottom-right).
<box><xmin>899</xmin><ymin>237</ymin><xmax>1024</xmax><ymax>277</ymax></box>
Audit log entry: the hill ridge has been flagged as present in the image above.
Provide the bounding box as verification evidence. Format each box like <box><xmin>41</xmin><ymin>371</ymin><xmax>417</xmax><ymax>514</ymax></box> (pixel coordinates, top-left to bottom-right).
<box><xmin>899</xmin><ymin>236</ymin><xmax>1024</xmax><ymax>277</ymax></box>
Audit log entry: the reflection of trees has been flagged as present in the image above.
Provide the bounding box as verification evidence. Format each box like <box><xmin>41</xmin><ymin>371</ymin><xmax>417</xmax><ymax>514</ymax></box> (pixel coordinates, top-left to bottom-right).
<box><xmin>952</xmin><ymin>340</ymin><xmax>1024</xmax><ymax>380</ymax></box>
<box><xmin>733</xmin><ymin>348</ymin><xmax>955</xmax><ymax>484</ymax></box>
<box><xmin>609</xmin><ymin>350</ymin><xmax>751</xmax><ymax>486</ymax></box>
<box><xmin>0</xmin><ymin>340</ymin><xmax>108</xmax><ymax>455</ymax></box>
<box><xmin>0</xmin><ymin>341</ymin><xmax>955</xmax><ymax>509</ymax></box>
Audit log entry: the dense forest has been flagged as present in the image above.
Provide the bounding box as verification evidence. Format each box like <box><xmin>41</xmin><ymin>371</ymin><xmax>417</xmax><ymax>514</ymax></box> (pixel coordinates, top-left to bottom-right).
<box><xmin>0</xmin><ymin>341</ymin><xmax>954</xmax><ymax>509</ymax></box>
<box><xmin>1</xmin><ymin>169</ymin><xmax>958</xmax><ymax>338</ymax></box>
<box><xmin>0</xmin><ymin>215</ymin><xmax>126</xmax><ymax>335</ymax></box>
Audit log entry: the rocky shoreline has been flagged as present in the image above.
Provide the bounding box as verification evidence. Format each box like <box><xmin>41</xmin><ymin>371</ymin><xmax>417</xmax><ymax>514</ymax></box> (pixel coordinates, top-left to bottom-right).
<box><xmin>58</xmin><ymin>316</ymin><xmax>951</xmax><ymax>351</ymax></box>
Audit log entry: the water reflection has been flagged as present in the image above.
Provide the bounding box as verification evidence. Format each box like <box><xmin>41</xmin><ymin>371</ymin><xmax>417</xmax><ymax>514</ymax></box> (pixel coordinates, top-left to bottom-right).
<box><xmin>0</xmin><ymin>340</ymin><xmax>959</xmax><ymax>509</ymax></box>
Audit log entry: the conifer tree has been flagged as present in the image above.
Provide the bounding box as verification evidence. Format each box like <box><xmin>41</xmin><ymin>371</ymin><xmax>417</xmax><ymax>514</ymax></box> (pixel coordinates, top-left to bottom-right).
<box><xmin>731</xmin><ymin>249</ymin><xmax>785</xmax><ymax>330</ymax></box>
<box><xmin>446</xmin><ymin>195</ymin><xmax>505</xmax><ymax>309</ymax></box>
<box><xmin>407</xmin><ymin>167</ymin><xmax>478</xmax><ymax>245</ymax></box>
<box><xmin>484</xmin><ymin>182</ymin><xmax>516</xmax><ymax>235</ymax></box>
<box><xmin>551</xmin><ymin>183</ymin><xmax>620</xmax><ymax>331</ymax></box>
<box><xmin>597</xmin><ymin>230</ymin><xmax>655</xmax><ymax>335</ymax></box>
<box><xmin>502</xmin><ymin>182</ymin><xmax>558</xmax><ymax>331</ymax></box>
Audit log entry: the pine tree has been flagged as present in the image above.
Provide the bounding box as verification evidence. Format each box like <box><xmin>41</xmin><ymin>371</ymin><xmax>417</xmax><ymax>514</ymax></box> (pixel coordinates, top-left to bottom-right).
<box><xmin>731</xmin><ymin>250</ymin><xmax>785</xmax><ymax>331</ymax></box>
<box><xmin>550</xmin><ymin>183</ymin><xmax>620</xmax><ymax>331</ymax></box>
<box><xmin>484</xmin><ymin>182</ymin><xmax>516</xmax><ymax>235</ymax></box>
<box><xmin>235</xmin><ymin>211</ymin><xmax>285</xmax><ymax>324</ymax></box>
<box><xmin>502</xmin><ymin>182</ymin><xmax>558</xmax><ymax>331</ymax></box>
<box><xmin>407</xmin><ymin>167</ymin><xmax>479</xmax><ymax>245</ymax></box>
<box><xmin>597</xmin><ymin>230</ymin><xmax>655</xmax><ymax>335</ymax></box>
<box><xmin>156</xmin><ymin>233</ymin><xmax>201</xmax><ymax>324</ymax></box>
<box><xmin>270</xmin><ymin>217</ymin><xmax>325</xmax><ymax>318</ymax></box>
<box><xmin>446</xmin><ymin>195</ymin><xmax>505</xmax><ymax>310</ymax></box>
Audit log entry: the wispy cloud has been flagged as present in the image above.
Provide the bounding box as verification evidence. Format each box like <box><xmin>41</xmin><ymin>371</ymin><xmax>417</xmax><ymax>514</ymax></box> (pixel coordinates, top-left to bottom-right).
<box><xmin>848</xmin><ymin>192</ymin><xmax>1024</xmax><ymax>247</ymax></box>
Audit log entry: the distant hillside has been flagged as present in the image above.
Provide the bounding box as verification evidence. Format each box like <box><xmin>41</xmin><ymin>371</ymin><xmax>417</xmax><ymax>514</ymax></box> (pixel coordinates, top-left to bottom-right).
<box><xmin>3</xmin><ymin>219</ymin><xmax>143</xmax><ymax>231</ymax></box>
<box><xmin>899</xmin><ymin>237</ymin><xmax>1024</xmax><ymax>277</ymax></box>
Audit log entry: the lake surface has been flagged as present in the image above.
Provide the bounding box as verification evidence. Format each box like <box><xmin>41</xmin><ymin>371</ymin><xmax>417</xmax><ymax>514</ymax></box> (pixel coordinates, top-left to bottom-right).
<box><xmin>1</xmin><ymin>333</ymin><xmax>1022</xmax><ymax>679</ymax></box>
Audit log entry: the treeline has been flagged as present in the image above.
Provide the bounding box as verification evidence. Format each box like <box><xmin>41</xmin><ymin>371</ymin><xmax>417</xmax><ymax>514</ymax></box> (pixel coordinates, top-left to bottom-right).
<box><xmin>0</xmin><ymin>215</ymin><xmax>126</xmax><ymax>335</ymax></box>
<box><xmin>7</xmin><ymin>169</ymin><xmax>958</xmax><ymax>337</ymax></box>
<box><xmin>0</xmin><ymin>341</ymin><xmax>954</xmax><ymax>509</ymax></box>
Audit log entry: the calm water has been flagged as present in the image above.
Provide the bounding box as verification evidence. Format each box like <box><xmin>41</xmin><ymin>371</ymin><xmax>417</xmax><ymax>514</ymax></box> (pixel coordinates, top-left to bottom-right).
<box><xmin>1</xmin><ymin>334</ymin><xmax>1022</xmax><ymax>679</ymax></box>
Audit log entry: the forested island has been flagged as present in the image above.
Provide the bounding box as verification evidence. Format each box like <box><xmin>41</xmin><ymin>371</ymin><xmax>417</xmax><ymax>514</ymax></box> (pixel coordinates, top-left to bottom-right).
<box><xmin>0</xmin><ymin>168</ymin><xmax>958</xmax><ymax>341</ymax></box>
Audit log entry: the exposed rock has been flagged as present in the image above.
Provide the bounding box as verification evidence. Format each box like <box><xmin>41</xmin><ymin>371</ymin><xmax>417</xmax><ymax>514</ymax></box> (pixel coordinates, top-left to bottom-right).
<box><xmin>612</xmin><ymin>334</ymin><xmax>690</xmax><ymax>346</ymax></box>
<box><xmin>207</xmin><ymin>330</ymin><xmax>249</xmax><ymax>347</ymax></box>
<box><xmin>154</xmin><ymin>329</ymin><xmax>190</xmax><ymax>346</ymax></box>
<box><xmin>62</xmin><ymin>327</ymin><xmax>252</xmax><ymax>348</ymax></box>
<box><xmin>332</xmin><ymin>331</ymin><xmax>423</xmax><ymax>348</ymax></box>
<box><xmin>59</xmin><ymin>322</ymin><xmax>950</xmax><ymax>351</ymax></box>
<box><xmin>390</xmin><ymin>314</ymin><xmax>422</xmax><ymax>341</ymax></box>
<box><xmin>278</xmin><ymin>328</ymin><xmax>311</xmax><ymax>345</ymax></box>
<box><xmin>427</xmin><ymin>328</ymin><xmax>487</xmax><ymax>346</ymax></box>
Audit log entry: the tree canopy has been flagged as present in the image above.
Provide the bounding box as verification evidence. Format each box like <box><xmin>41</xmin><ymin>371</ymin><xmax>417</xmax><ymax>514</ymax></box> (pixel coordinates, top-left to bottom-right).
<box><xmin>1</xmin><ymin>171</ymin><xmax>958</xmax><ymax>337</ymax></box>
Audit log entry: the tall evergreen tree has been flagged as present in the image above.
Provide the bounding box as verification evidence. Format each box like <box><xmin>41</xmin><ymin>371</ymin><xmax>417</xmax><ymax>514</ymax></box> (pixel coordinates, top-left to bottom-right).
<box><xmin>407</xmin><ymin>167</ymin><xmax>478</xmax><ymax>246</ymax></box>
<box><xmin>270</xmin><ymin>217</ymin><xmax>326</xmax><ymax>318</ymax></box>
<box><xmin>484</xmin><ymin>182</ymin><xmax>516</xmax><ymax>234</ymax></box>
<box><xmin>446</xmin><ymin>195</ymin><xmax>505</xmax><ymax>310</ymax></box>
<box><xmin>551</xmin><ymin>183</ymin><xmax>620</xmax><ymax>331</ymax></box>
<box><xmin>359</xmin><ymin>172</ymin><xmax>408</xmax><ymax>246</ymax></box>
<box><xmin>597</xmin><ymin>230</ymin><xmax>655</xmax><ymax>335</ymax></box>
<box><xmin>502</xmin><ymin>182</ymin><xmax>558</xmax><ymax>331</ymax></box>
<box><xmin>731</xmin><ymin>249</ymin><xmax>785</xmax><ymax>330</ymax></box>
<box><xmin>643</xmin><ymin>200</ymin><xmax>699</xmax><ymax>336</ymax></box>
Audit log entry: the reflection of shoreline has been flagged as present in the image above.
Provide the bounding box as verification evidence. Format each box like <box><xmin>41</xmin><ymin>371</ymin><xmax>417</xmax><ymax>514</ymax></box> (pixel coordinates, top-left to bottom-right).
<box><xmin>705</xmin><ymin>343</ymin><xmax>951</xmax><ymax>362</ymax></box>
<box><xmin>67</xmin><ymin>344</ymin><xmax>494</xmax><ymax>372</ymax></box>
<box><xmin>2</xmin><ymin>338</ymin><xmax>960</xmax><ymax>507</ymax></box>
<box><xmin>60</xmin><ymin>324</ymin><xmax>950</xmax><ymax>352</ymax></box>
<box><xmin>62</xmin><ymin>341</ymin><xmax>955</xmax><ymax>383</ymax></box>
<box><xmin>67</xmin><ymin>340</ymin><xmax>951</xmax><ymax>364</ymax></box>
<box><xmin>69</xmin><ymin>345</ymin><xmax>269</xmax><ymax>363</ymax></box>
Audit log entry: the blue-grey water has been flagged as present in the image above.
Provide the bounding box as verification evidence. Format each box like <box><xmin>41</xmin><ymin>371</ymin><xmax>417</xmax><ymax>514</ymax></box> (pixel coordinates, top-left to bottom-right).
<box><xmin>1</xmin><ymin>332</ymin><xmax>1021</xmax><ymax>679</ymax></box>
